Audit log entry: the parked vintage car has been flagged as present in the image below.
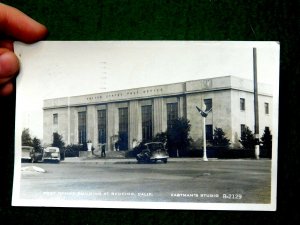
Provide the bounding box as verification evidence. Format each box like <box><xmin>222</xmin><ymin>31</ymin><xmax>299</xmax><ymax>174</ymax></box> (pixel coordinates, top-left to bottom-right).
<box><xmin>136</xmin><ymin>142</ymin><xmax>169</xmax><ymax>163</ymax></box>
<box><xmin>43</xmin><ymin>147</ymin><xmax>61</xmax><ymax>162</ymax></box>
<box><xmin>21</xmin><ymin>146</ymin><xmax>43</xmax><ymax>163</ymax></box>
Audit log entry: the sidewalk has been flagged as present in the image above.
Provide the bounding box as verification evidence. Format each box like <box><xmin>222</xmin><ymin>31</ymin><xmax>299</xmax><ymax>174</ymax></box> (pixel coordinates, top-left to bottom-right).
<box><xmin>62</xmin><ymin>157</ymin><xmax>137</xmax><ymax>164</ymax></box>
<box><xmin>61</xmin><ymin>157</ymin><xmax>236</xmax><ymax>164</ymax></box>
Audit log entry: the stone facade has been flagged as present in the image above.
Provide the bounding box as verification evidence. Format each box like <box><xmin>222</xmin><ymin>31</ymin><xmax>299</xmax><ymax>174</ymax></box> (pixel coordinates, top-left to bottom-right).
<box><xmin>43</xmin><ymin>76</ymin><xmax>273</xmax><ymax>151</ymax></box>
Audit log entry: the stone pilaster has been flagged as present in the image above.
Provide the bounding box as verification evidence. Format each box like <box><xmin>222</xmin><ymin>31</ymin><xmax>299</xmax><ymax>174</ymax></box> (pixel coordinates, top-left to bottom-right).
<box><xmin>69</xmin><ymin>107</ymin><xmax>77</xmax><ymax>144</ymax></box>
<box><xmin>153</xmin><ymin>98</ymin><xmax>164</xmax><ymax>135</ymax></box>
<box><xmin>179</xmin><ymin>95</ymin><xmax>187</xmax><ymax>118</ymax></box>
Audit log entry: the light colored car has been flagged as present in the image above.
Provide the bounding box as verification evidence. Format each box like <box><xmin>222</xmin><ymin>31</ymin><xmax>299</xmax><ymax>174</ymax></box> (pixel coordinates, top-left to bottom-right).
<box><xmin>22</xmin><ymin>146</ymin><xmax>33</xmax><ymax>161</ymax></box>
<box><xmin>43</xmin><ymin>147</ymin><xmax>61</xmax><ymax>162</ymax></box>
<box><xmin>136</xmin><ymin>142</ymin><xmax>169</xmax><ymax>163</ymax></box>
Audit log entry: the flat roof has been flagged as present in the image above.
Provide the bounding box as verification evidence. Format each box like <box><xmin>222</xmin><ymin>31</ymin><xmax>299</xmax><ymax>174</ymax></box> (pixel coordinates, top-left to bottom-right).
<box><xmin>44</xmin><ymin>76</ymin><xmax>273</xmax><ymax>109</ymax></box>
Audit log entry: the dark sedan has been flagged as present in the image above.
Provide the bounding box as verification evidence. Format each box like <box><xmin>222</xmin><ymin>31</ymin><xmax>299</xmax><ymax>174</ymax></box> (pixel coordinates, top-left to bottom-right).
<box><xmin>136</xmin><ymin>142</ymin><xmax>169</xmax><ymax>163</ymax></box>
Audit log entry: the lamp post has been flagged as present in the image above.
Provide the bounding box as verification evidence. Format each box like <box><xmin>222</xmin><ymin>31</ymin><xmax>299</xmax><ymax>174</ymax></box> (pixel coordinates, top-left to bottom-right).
<box><xmin>202</xmin><ymin>115</ymin><xmax>208</xmax><ymax>161</ymax></box>
<box><xmin>196</xmin><ymin>104</ymin><xmax>212</xmax><ymax>162</ymax></box>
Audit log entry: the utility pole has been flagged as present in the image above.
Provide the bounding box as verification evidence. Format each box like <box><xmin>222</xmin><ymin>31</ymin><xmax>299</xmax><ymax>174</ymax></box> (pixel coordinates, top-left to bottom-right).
<box><xmin>253</xmin><ymin>48</ymin><xmax>260</xmax><ymax>159</ymax></box>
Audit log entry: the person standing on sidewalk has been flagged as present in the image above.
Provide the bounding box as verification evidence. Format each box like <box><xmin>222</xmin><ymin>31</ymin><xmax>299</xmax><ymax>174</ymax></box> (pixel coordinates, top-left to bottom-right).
<box><xmin>101</xmin><ymin>144</ymin><xmax>106</xmax><ymax>158</ymax></box>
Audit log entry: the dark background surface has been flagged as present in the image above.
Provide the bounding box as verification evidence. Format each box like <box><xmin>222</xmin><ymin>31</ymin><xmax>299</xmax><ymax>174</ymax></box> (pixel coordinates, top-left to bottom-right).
<box><xmin>0</xmin><ymin>0</ymin><xmax>299</xmax><ymax>224</ymax></box>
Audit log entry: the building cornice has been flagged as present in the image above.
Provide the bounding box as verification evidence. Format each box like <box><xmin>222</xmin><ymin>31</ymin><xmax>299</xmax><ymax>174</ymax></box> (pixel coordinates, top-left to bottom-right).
<box><xmin>43</xmin><ymin>76</ymin><xmax>273</xmax><ymax>110</ymax></box>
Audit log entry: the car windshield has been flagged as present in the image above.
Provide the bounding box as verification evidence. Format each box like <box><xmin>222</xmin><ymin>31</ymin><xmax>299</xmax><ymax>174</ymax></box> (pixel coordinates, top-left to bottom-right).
<box><xmin>147</xmin><ymin>143</ymin><xmax>164</xmax><ymax>151</ymax></box>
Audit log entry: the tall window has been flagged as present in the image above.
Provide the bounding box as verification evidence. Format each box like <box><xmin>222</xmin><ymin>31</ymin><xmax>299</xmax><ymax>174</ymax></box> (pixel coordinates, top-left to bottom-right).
<box><xmin>98</xmin><ymin>110</ymin><xmax>106</xmax><ymax>144</ymax></box>
<box><xmin>53</xmin><ymin>114</ymin><xmax>58</xmax><ymax>125</ymax></box>
<box><xmin>240</xmin><ymin>98</ymin><xmax>245</xmax><ymax>111</ymax></box>
<box><xmin>204</xmin><ymin>98</ymin><xmax>212</xmax><ymax>111</ymax></box>
<box><xmin>78</xmin><ymin>111</ymin><xmax>86</xmax><ymax>144</ymax></box>
<box><xmin>167</xmin><ymin>103</ymin><xmax>178</xmax><ymax>129</ymax></box>
<box><xmin>206</xmin><ymin>124</ymin><xmax>213</xmax><ymax>141</ymax></box>
<box><xmin>265</xmin><ymin>102</ymin><xmax>269</xmax><ymax>114</ymax></box>
<box><xmin>142</xmin><ymin>105</ymin><xmax>153</xmax><ymax>141</ymax></box>
<box><xmin>241</xmin><ymin>124</ymin><xmax>246</xmax><ymax>137</ymax></box>
<box><xmin>118</xmin><ymin>108</ymin><xmax>128</xmax><ymax>150</ymax></box>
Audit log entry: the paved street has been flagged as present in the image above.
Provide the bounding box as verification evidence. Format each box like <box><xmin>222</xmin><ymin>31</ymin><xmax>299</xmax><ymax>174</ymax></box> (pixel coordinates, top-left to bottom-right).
<box><xmin>19</xmin><ymin>158</ymin><xmax>271</xmax><ymax>204</ymax></box>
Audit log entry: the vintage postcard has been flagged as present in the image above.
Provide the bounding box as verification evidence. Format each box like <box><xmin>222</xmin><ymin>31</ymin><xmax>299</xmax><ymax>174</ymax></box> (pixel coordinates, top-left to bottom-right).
<box><xmin>12</xmin><ymin>41</ymin><xmax>279</xmax><ymax>210</ymax></box>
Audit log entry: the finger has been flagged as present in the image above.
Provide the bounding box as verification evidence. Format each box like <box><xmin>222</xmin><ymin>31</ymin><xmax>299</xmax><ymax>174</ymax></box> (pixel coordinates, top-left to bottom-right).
<box><xmin>0</xmin><ymin>3</ymin><xmax>48</xmax><ymax>43</ymax></box>
<box><xmin>0</xmin><ymin>82</ymin><xmax>13</xmax><ymax>96</ymax></box>
<box><xmin>0</xmin><ymin>49</ymin><xmax>19</xmax><ymax>84</ymax></box>
<box><xmin>0</xmin><ymin>40</ymin><xmax>14</xmax><ymax>51</ymax></box>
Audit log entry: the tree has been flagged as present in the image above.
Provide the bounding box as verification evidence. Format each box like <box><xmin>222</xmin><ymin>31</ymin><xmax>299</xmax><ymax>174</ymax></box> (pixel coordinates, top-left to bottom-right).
<box><xmin>167</xmin><ymin>117</ymin><xmax>193</xmax><ymax>157</ymax></box>
<box><xmin>52</xmin><ymin>132</ymin><xmax>65</xmax><ymax>149</ymax></box>
<box><xmin>239</xmin><ymin>126</ymin><xmax>255</xmax><ymax>150</ymax></box>
<box><xmin>32</xmin><ymin>137</ymin><xmax>43</xmax><ymax>153</ymax></box>
<box><xmin>22</xmin><ymin>128</ymin><xmax>32</xmax><ymax>146</ymax></box>
<box><xmin>261</xmin><ymin>127</ymin><xmax>272</xmax><ymax>158</ymax></box>
<box><xmin>212</xmin><ymin>127</ymin><xmax>230</xmax><ymax>149</ymax></box>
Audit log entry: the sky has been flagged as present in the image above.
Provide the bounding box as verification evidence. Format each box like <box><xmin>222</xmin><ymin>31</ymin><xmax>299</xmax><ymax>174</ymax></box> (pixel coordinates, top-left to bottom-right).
<box><xmin>15</xmin><ymin>41</ymin><xmax>280</xmax><ymax>140</ymax></box>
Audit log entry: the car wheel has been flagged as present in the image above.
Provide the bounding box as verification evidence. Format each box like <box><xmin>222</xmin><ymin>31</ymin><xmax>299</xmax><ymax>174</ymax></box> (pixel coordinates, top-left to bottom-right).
<box><xmin>163</xmin><ymin>159</ymin><xmax>167</xmax><ymax>163</ymax></box>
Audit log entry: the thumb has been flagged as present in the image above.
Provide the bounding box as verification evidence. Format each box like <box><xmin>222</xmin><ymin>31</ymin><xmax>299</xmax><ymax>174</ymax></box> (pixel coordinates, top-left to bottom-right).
<box><xmin>0</xmin><ymin>49</ymin><xmax>19</xmax><ymax>95</ymax></box>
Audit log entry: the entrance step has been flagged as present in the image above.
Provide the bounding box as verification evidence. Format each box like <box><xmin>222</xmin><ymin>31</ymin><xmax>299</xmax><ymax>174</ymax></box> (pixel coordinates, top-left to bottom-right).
<box><xmin>106</xmin><ymin>151</ymin><xmax>126</xmax><ymax>158</ymax></box>
<box><xmin>92</xmin><ymin>150</ymin><xmax>126</xmax><ymax>159</ymax></box>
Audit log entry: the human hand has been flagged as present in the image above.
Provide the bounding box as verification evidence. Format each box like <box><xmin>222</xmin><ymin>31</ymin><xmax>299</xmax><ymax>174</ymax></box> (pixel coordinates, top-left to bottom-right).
<box><xmin>0</xmin><ymin>3</ymin><xmax>47</xmax><ymax>96</ymax></box>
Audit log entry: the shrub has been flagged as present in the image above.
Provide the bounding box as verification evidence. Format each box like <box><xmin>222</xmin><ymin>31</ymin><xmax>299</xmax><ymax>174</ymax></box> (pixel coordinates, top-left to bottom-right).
<box><xmin>64</xmin><ymin>144</ymin><xmax>84</xmax><ymax>157</ymax></box>
<box><xmin>239</xmin><ymin>126</ymin><xmax>255</xmax><ymax>151</ymax></box>
<box><xmin>152</xmin><ymin>132</ymin><xmax>167</xmax><ymax>144</ymax></box>
<box><xmin>32</xmin><ymin>137</ymin><xmax>43</xmax><ymax>153</ymax></box>
<box><xmin>260</xmin><ymin>127</ymin><xmax>272</xmax><ymax>158</ymax></box>
<box><xmin>167</xmin><ymin>117</ymin><xmax>193</xmax><ymax>157</ymax></box>
<box><xmin>52</xmin><ymin>132</ymin><xmax>65</xmax><ymax>149</ymax></box>
<box><xmin>212</xmin><ymin>127</ymin><xmax>230</xmax><ymax>149</ymax></box>
<box><xmin>184</xmin><ymin>147</ymin><xmax>254</xmax><ymax>159</ymax></box>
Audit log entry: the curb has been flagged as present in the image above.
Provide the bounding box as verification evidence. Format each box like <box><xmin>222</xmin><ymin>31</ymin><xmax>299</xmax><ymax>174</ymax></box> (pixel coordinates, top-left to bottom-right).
<box><xmin>60</xmin><ymin>157</ymin><xmax>238</xmax><ymax>164</ymax></box>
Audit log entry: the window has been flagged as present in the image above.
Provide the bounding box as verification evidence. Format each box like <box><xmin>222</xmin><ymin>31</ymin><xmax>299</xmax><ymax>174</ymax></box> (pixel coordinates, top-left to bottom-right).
<box><xmin>240</xmin><ymin>98</ymin><xmax>245</xmax><ymax>111</ymax></box>
<box><xmin>167</xmin><ymin>103</ymin><xmax>178</xmax><ymax>129</ymax></box>
<box><xmin>206</xmin><ymin>124</ymin><xmax>213</xmax><ymax>141</ymax></box>
<box><xmin>204</xmin><ymin>98</ymin><xmax>212</xmax><ymax>111</ymax></box>
<box><xmin>142</xmin><ymin>105</ymin><xmax>153</xmax><ymax>141</ymax></box>
<box><xmin>265</xmin><ymin>102</ymin><xmax>269</xmax><ymax>114</ymax></box>
<box><xmin>98</xmin><ymin>110</ymin><xmax>106</xmax><ymax>144</ymax></box>
<box><xmin>118</xmin><ymin>108</ymin><xmax>128</xmax><ymax>150</ymax></box>
<box><xmin>78</xmin><ymin>112</ymin><xmax>86</xmax><ymax>144</ymax></box>
<box><xmin>53</xmin><ymin>114</ymin><xmax>58</xmax><ymax>125</ymax></box>
<box><xmin>241</xmin><ymin>124</ymin><xmax>246</xmax><ymax>137</ymax></box>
